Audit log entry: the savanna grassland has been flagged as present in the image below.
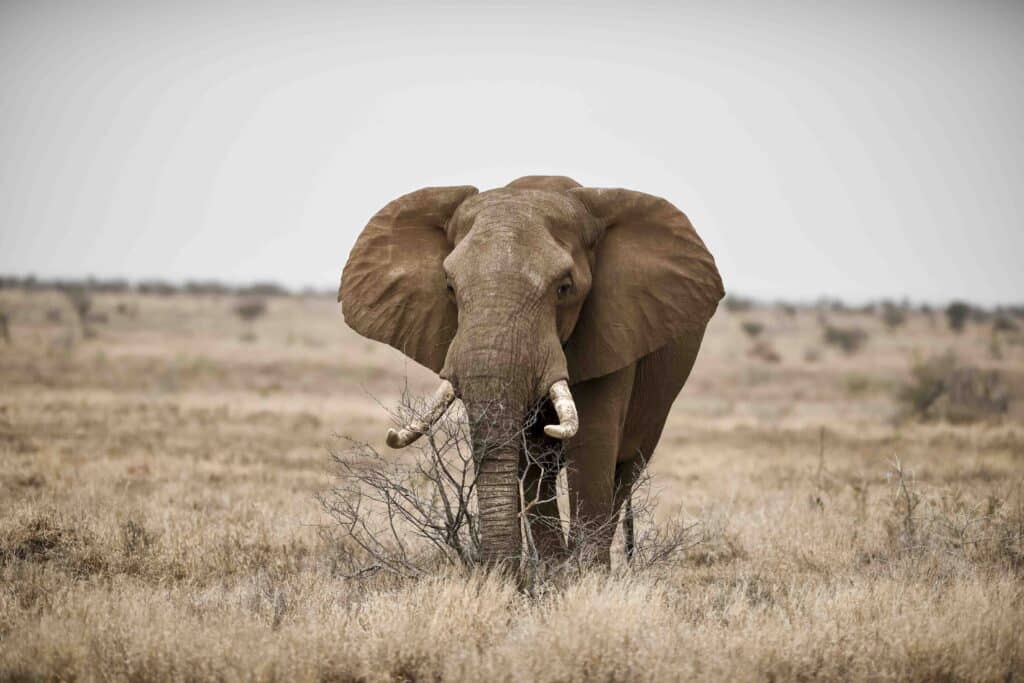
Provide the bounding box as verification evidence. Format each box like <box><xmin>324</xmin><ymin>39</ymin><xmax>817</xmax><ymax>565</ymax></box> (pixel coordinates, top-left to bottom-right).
<box><xmin>1</xmin><ymin>288</ymin><xmax>1022</xmax><ymax>681</ymax></box>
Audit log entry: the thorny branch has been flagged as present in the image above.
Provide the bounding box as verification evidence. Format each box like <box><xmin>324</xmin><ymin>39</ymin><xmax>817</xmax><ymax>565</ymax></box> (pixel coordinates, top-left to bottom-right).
<box><xmin>318</xmin><ymin>385</ymin><xmax>703</xmax><ymax>582</ymax></box>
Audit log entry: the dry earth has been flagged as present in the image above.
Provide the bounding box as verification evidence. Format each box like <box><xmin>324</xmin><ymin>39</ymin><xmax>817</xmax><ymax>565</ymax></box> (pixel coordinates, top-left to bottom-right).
<box><xmin>1</xmin><ymin>289</ymin><xmax>1022</xmax><ymax>681</ymax></box>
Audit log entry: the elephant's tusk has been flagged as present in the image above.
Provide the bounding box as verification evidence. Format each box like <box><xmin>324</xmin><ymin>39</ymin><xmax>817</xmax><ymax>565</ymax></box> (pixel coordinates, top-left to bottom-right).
<box><xmin>386</xmin><ymin>380</ymin><xmax>457</xmax><ymax>448</ymax></box>
<box><xmin>544</xmin><ymin>379</ymin><xmax>579</xmax><ymax>440</ymax></box>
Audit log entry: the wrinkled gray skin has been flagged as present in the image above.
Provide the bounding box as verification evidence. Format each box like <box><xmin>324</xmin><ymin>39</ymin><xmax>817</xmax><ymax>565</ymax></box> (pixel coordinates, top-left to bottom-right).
<box><xmin>340</xmin><ymin>176</ymin><xmax>724</xmax><ymax>567</ymax></box>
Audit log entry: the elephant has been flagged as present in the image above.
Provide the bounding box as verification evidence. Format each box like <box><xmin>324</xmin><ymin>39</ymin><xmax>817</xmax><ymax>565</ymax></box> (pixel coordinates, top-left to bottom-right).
<box><xmin>339</xmin><ymin>175</ymin><xmax>724</xmax><ymax>567</ymax></box>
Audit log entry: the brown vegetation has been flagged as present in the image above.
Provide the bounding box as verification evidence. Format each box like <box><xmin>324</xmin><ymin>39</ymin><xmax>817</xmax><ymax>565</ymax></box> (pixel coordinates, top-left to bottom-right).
<box><xmin>1</xmin><ymin>287</ymin><xmax>1022</xmax><ymax>680</ymax></box>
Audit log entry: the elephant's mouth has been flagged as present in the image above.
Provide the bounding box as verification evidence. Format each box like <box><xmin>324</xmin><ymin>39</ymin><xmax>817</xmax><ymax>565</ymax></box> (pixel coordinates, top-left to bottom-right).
<box><xmin>384</xmin><ymin>379</ymin><xmax>578</xmax><ymax>450</ymax></box>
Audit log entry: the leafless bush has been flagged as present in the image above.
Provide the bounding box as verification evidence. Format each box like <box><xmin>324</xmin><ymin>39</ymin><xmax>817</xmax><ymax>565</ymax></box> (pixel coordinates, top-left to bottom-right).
<box><xmin>885</xmin><ymin>458</ymin><xmax>1023</xmax><ymax>569</ymax></box>
<box><xmin>319</xmin><ymin>388</ymin><xmax>700</xmax><ymax>585</ymax></box>
<box><xmin>234</xmin><ymin>297</ymin><xmax>268</xmax><ymax>323</ymax></box>
<box><xmin>822</xmin><ymin>324</ymin><xmax>868</xmax><ymax>354</ymax></box>
<box><xmin>897</xmin><ymin>352</ymin><xmax>1011</xmax><ymax>423</ymax></box>
<box><xmin>319</xmin><ymin>397</ymin><xmax>482</xmax><ymax>577</ymax></box>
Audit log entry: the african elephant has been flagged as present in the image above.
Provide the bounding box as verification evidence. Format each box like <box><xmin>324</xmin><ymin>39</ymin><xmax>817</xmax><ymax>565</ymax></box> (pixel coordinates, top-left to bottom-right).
<box><xmin>339</xmin><ymin>175</ymin><xmax>724</xmax><ymax>566</ymax></box>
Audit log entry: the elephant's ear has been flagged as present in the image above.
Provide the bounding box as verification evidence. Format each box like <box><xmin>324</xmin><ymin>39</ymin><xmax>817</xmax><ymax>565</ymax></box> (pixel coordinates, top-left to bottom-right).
<box><xmin>564</xmin><ymin>188</ymin><xmax>724</xmax><ymax>383</ymax></box>
<box><xmin>506</xmin><ymin>175</ymin><xmax>582</xmax><ymax>192</ymax></box>
<box><xmin>339</xmin><ymin>186</ymin><xmax>478</xmax><ymax>373</ymax></box>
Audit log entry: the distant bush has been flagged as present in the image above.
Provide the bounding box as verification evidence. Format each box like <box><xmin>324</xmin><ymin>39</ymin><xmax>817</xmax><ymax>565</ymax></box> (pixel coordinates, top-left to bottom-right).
<box><xmin>880</xmin><ymin>302</ymin><xmax>907</xmax><ymax>330</ymax></box>
<box><xmin>723</xmin><ymin>295</ymin><xmax>755</xmax><ymax>313</ymax></box>
<box><xmin>993</xmin><ymin>315</ymin><xmax>1019</xmax><ymax>333</ymax></box>
<box><xmin>945</xmin><ymin>301</ymin><xmax>971</xmax><ymax>333</ymax></box>
<box><xmin>0</xmin><ymin>310</ymin><xmax>9</xmax><ymax>343</ymax></box>
<box><xmin>184</xmin><ymin>280</ymin><xmax>232</xmax><ymax>296</ymax></box>
<box><xmin>115</xmin><ymin>302</ymin><xmax>138</xmax><ymax>318</ymax></box>
<box><xmin>775</xmin><ymin>303</ymin><xmax>797</xmax><ymax>317</ymax></box>
<box><xmin>0</xmin><ymin>275</ymin><xmax>303</xmax><ymax>298</ymax></box>
<box><xmin>823</xmin><ymin>324</ymin><xmax>868</xmax><ymax>354</ymax></box>
<box><xmin>748</xmin><ymin>340</ymin><xmax>781</xmax><ymax>363</ymax></box>
<box><xmin>898</xmin><ymin>353</ymin><xmax>1011</xmax><ymax>423</ymax></box>
<box><xmin>816</xmin><ymin>298</ymin><xmax>850</xmax><ymax>315</ymax></box>
<box><xmin>137</xmin><ymin>280</ymin><xmax>178</xmax><ymax>296</ymax></box>
<box><xmin>234</xmin><ymin>298</ymin><xmax>268</xmax><ymax>323</ymax></box>
<box><xmin>740</xmin><ymin>321</ymin><xmax>764</xmax><ymax>339</ymax></box>
<box><xmin>239</xmin><ymin>282</ymin><xmax>290</xmax><ymax>297</ymax></box>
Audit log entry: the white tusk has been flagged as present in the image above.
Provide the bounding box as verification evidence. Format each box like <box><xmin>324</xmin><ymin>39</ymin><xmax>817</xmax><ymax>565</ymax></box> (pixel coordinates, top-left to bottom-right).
<box><xmin>544</xmin><ymin>379</ymin><xmax>579</xmax><ymax>440</ymax></box>
<box><xmin>386</xmin><ymin>380</ymin><xmax>456</xmax><ymax>448</ymax></box>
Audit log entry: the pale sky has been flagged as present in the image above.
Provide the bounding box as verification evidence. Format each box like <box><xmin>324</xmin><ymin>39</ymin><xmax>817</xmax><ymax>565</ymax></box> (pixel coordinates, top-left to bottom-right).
<box><xmin>1</xmin><ymin>1</ymin><xmax>1022</xmax><ymax>305</ymax></box>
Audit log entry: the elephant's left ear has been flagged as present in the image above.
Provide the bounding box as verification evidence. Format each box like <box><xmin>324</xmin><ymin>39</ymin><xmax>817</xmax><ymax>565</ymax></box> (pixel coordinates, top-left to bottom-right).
<box><xmin>564</xmin><ymin>188</ymin><xmax>725</xmax><ymax>383</ymax></box>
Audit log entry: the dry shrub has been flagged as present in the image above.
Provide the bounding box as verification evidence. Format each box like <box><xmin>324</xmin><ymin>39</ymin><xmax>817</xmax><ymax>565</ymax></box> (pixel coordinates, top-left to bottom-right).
<box><xmin>880</xmin><ymin>301</ymin><xmax>907</xmax><ymax>329</ymax></box>
<box><xmin>993</xmin><ymin>314</ymin><xmax>1019</xmax><ymax>333</ymax></box>
<box><xmin>234</xmin><ymin>297</ymin><xmax>268</xmax><ymax>323</ymax></box>
<box><xmin>898</xmin><ymin>352</ymin><xmax>1011</xmax><ymax>423</ymax></box>
<box><xmin>740</xmin><ymin>320</ymin><xmax>764</xmax><ymax>339</ymax></box>
<box><xmin>946</xmin><ymin>301</ymin><xmax>971</xmax><ymax>333</ymax></box>
<box><xmin>822</xmin><ymin>323</ymin><xmax>868</xmax><ymax>354</ymax></box>
<box><xmin>884</xmin><ymin>459</ymin><xmax>1023</xmax><ymax>570</ymax></box>
<box><xmin>748</xmin><ymin>340</ymin><xmax>781</xmax><ymax>363</ymax></box>
<box><xmin>319</xmin><ymin>389</ymin><xmax>698</xmax><ymax>586</ymax></box>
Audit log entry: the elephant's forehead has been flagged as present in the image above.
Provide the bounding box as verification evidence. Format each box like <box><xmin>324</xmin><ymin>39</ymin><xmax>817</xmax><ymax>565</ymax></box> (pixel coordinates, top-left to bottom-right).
<box><xmin>447</xmin><ymin>188</ymin><xmax>585</xmax><ymax>244</ymax></box>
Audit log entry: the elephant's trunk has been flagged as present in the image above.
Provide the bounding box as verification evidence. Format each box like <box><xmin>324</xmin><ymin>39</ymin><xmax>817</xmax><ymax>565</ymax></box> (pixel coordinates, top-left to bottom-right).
<box><xmin>459</xmin><ymin>377</ymin><xmax>528</xmax><ymax>567</ymax></box>
<box><xmin>443</xmin><ymin>282</ymin><xmax>571</xmax><ymax>566</ymax></box>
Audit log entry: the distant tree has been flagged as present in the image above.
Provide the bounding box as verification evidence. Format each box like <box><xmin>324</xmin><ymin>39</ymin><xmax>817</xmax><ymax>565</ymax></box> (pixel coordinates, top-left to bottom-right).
<box><xmin>0</xmin><ymin>310</ymin><xmax>9</xmax><ymax>343</ymax></box>
<box><xmin>946</xmin><ymin>301</ymin><xmax>971</xmax><ymax>333</ymax></box>
<box><xmin>881</xmin><ymin>301</ymin><xmax>907</xmax><ymax>330</ymax></box>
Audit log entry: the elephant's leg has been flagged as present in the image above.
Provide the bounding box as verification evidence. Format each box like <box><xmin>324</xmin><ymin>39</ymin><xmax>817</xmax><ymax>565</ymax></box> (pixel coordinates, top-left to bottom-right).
<box><xmin>564</xmin><ymin>364</ymin><xmax>635</xmax><ymax>567</ymax></box>
<box><xmin>611</xmin><ymin>334</ymin><xmax>708</xmax><ymax>560</ymax></box>
<box><xmin>612</xmin><ymin>457</ymin><xmax>648</xmax><ymax>562</ymax></box>
<box><xmin>520</xmin><ymin>460</ymin><xmax>565</xmax><ymax>560</ymax></box>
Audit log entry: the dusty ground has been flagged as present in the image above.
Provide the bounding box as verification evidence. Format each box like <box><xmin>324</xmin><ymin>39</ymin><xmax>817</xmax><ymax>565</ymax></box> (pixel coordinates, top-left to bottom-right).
<box><xmin>1</xmin><ymin>289</ymin><xmax>1022</xmax><ymax>681</ymax></box>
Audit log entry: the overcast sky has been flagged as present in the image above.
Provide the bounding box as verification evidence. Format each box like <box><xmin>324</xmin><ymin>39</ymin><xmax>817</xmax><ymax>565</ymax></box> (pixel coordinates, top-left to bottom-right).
<box><xmin>1</xmin><ymin>1</ymin><xmax>1022</xmax><ymax>304</ymax></box>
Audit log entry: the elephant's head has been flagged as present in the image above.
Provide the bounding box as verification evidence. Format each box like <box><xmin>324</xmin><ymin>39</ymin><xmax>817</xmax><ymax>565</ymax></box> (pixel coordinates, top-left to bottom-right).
<box><xmin>339</xmin><ymin>176</ymin><xmax>723</xmax><ymax>563</ymax></box>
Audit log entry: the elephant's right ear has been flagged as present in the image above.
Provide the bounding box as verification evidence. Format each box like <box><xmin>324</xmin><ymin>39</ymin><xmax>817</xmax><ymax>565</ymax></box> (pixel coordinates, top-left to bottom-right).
<box><xmin>339</xmin><ymin>186</ymin><xmax>478</xmax><ymax>373</ymax></box>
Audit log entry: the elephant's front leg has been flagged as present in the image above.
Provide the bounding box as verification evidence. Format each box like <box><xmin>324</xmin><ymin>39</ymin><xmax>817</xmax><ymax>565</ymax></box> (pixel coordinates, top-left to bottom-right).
<box><xmin>564</xmin><ymin>364</ymin><xmax>635</xmax><ymax>567</ymax></box>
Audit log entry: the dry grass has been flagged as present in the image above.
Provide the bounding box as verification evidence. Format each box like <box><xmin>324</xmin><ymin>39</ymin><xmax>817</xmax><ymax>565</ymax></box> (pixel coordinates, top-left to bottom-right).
<box><xmin>1</xmin><ymin>288</ymin><xmax>1022</xmax><ymax>681</ymax></box>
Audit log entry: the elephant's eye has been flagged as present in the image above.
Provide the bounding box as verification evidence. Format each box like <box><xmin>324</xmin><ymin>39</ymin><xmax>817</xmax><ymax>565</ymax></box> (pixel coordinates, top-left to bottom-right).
<box><xmin>556</xmin><ymin>280</ymin><xmax>573</xmax><ymax>300</ymax></box>
<box><xmin>445</xmin><ymin>279</ymin><xmax>456</xmax><ymax>299</ymax></box>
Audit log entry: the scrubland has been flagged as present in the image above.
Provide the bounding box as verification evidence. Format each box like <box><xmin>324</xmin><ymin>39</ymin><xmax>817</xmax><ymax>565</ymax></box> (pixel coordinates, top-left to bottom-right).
<box><xmin>1</xmin><ymin>289</ymin><xmax>1022</xmax><ymax>681</ymax></box>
